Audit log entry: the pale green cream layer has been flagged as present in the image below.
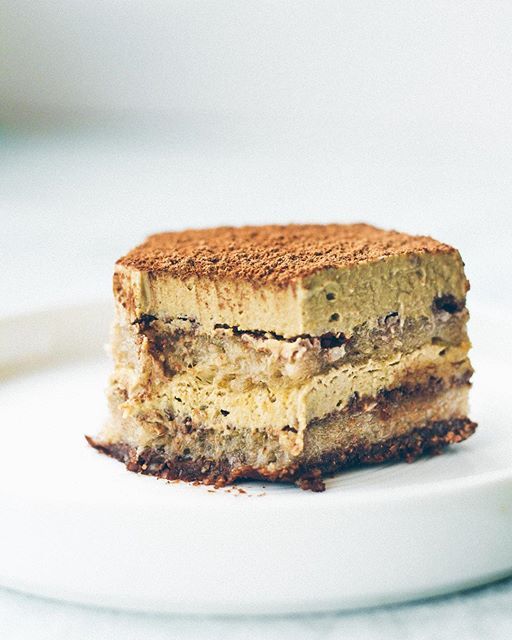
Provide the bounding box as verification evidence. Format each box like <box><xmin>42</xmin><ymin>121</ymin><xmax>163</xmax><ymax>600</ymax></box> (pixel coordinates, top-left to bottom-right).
<box><xmin>115</xmin><ymin>250</ymin><xmax>467</xmax><ymax>338</ymax></box>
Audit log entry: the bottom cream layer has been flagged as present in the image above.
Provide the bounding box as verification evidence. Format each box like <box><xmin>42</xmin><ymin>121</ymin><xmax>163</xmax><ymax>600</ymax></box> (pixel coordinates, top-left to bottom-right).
<box><xmin>89</xmin><ymin>382</ymin><xmax>476</xmax><ymax>491</ymax></box>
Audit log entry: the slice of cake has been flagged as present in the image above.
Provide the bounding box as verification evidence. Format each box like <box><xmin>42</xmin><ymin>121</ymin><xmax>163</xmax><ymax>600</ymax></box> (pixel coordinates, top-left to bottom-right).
<box><xmin>87</xmin><ymin>224</ymin><xmax>476</xmax><ymax>491</ymax></box>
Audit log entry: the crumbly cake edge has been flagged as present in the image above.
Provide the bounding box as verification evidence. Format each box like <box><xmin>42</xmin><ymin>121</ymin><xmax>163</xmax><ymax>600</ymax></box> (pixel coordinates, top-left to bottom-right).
<box><xmin>86</xmin><ymin>418</ymin><xmax>477</xmax><ymax>492</ymax></box>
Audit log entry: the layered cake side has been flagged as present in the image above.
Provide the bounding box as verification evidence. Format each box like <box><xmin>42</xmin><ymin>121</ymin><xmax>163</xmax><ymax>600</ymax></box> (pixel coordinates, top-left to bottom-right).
<box><xmin>87</xmin><ymin>224</ymin><xmax>476</xmax><ymax>491</ymax></box>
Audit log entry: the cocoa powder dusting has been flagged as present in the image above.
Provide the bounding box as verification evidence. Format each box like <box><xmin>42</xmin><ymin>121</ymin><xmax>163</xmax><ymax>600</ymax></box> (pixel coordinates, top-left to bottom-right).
<box><xmin>116</xmin><ymin>224</ymin><xmax>456</xmax><ymax>287</ymax></box>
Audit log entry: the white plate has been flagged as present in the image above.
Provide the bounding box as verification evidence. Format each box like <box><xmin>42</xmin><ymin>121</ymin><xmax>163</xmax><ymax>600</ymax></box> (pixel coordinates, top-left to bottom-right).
<box><xmin>0</xmin><ymin>302</ymin><xmax>511</xmax><ymax>615</ymax></box>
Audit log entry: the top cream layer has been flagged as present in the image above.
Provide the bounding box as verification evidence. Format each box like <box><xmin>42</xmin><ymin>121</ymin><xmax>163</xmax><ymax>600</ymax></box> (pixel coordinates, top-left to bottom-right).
<box><xmin>114</xmin><ymin>250</ymin><xmax>468</xmax><ymax>338</ymax></box>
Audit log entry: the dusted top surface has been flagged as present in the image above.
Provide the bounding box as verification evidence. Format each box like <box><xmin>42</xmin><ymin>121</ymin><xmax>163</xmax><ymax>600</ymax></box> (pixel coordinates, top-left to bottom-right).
<box><xmin>117</xmin><ymin>224</ymin><xmax>455</xmax><ymax>287</ymax></box>
<box><xmin>114</xmin><ymin>224</ymin><xmax>467</xmax><ymax>337</ymax></box>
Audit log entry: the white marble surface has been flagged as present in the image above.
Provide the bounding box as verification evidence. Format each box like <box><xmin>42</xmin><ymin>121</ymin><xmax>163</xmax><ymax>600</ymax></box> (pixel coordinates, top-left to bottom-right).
<box><xmin>2</xmin><ymin>578</ymin><xmax>512</xmax><ymax>640</ymax></box>
<box><xmin>1</xmin><ymin>131</ymin><xmax>511</xmax><ymax>637</ymax></box>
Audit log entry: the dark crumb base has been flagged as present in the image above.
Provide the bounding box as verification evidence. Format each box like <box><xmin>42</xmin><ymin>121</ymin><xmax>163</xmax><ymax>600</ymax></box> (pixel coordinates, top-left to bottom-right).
<box><xmin>86</xmin><ymin>418</ymin><xmax>476</xmax><ymax>493</ymax></box>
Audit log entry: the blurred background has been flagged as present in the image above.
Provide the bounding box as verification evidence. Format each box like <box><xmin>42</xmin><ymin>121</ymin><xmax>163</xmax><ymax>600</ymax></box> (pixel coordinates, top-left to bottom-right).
<box><xmin>1</xmin><ymin>0</ymin><xmax>511</xmax><ymax>314</ymax></box>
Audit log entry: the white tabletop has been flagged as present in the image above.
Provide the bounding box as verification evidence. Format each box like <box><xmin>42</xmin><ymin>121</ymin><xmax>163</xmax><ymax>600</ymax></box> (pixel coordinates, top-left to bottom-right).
<box><xmin>2</xmin><ymin>578</ymin><xmax>512</xmax><ymax>640</ymax></box>
<box><xmin>1</xmin><ymin>131</ymin><xmax>511</xmax><ymax>638</ymax></box>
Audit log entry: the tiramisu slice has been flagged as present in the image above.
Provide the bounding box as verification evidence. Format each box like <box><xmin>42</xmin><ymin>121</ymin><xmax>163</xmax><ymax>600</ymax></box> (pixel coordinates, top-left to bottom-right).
<box><xmin>88</xmin><ymin>224</ymin><xmax>476</xmax><ymax>491</ymax></box>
